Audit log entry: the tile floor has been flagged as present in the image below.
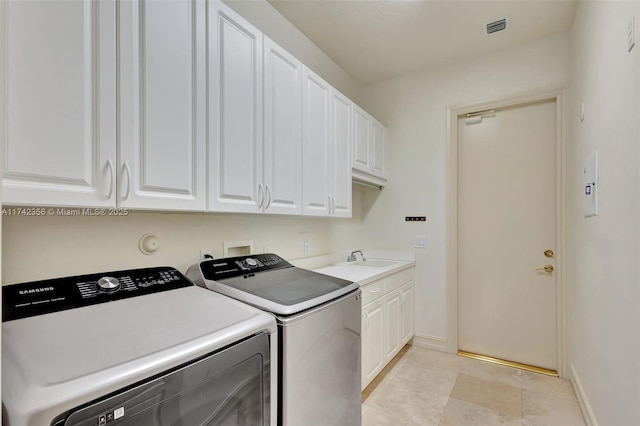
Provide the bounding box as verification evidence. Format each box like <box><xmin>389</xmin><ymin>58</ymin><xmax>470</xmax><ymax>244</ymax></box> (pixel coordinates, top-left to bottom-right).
<box><xmin>362</xmin><ymin>346</ymin><xmax>585</xmax><ymax>426</ymax></box>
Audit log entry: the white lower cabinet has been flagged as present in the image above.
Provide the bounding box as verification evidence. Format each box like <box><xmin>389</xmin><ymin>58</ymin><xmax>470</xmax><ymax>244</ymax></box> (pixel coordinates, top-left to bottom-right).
<box><xmin>399</xmin><ymin>281</ymin><xmax>415</xmax><ymax>344</ymax></box>
<box><xmin>362</xmin><ymin>297</ymin><xmax>385</xmax><ymax>390</ymax></box>
<box><xmin>385</xmin><ymin>289</ymin><xmax>402</xmax><ymax>362</ymax></box>
<box><xmin>361</xmin><ymin>267</ymin><xmax>415</xmax><ymax>390</ymax></box>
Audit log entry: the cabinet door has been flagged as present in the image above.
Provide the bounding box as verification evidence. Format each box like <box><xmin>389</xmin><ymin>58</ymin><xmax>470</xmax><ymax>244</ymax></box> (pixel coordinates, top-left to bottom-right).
<box><xmin>263</xmin><ymin>37</ymin><xmax>302</xmax><ymax>215</ymax></box>
<box><xmin>208</xmin><ymin>1</ymin><xmax>263</xmax><ymax>213</ymax></box>
<box><xmin>352</xmin><ymin>105</ymin><xmax>371</xmax><ymax>173</ymax></box>
<box><xmin>400</xmin><ymin>281</ymin><xmax>415</xmax><ymax>345</ymax></box>
<box><xmin>362</xmin><ymin>298</ymin><xmax>385</xmax><ymax>390</ymax></box>
<box><xmin>385</xmin><ymin>290</ymin><xmax>402</xmax><ymax>362</ymax></box>
<box><xmin>371</xmin><ymin>118</ymin><xmax>387</xmax><ymax>178</ymax></box>
<box><xmin>301</xmin><ymin>67</ymin><xmax>331</xmax><ymax>216</ymax></box>
<box><xmin>119</xmin><ymin>0</ymin><xmax>206</xmax><ymax>211</ymax></box>
<box><xmin>1</xmin><ymin>0</ymin><xmax>116</xmax><ymax>207</ymax></box>
<box><xmin>329</xmin><ymin>89</ymin><xmax>352</xmax><ymax>217</ymax></box>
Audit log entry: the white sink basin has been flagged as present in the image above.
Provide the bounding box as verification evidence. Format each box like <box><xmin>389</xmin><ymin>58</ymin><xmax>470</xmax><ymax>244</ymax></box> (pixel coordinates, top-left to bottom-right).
<box><xmin>335</xmin><ymin>259</ymin><xmax>399</xmax><ymax>268</ymax></box>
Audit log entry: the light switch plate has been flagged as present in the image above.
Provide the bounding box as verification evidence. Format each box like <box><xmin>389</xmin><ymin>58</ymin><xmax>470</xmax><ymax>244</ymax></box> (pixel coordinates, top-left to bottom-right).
<box><xmin>414</xmin><ymin>235</ymin><xmax>426</xmax><ymax>249</ymax></box>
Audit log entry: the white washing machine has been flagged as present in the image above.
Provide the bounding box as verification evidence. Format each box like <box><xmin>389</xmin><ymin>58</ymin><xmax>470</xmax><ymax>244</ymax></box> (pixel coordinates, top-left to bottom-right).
<box><xmin>2</xmin><ymin>266</ymin><xmax>277</xmax><ymax>426</ymax></box>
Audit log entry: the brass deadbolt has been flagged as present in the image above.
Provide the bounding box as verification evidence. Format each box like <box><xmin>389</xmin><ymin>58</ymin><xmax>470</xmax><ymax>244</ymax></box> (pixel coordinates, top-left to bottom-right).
<box><xmin>544</xmin><ymin>249</ymin><xmax>554</xmax><ymax>258</ymax></box>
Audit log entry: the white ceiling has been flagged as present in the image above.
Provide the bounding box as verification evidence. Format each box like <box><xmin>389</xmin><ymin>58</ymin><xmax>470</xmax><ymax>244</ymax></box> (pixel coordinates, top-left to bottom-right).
<box><xmin>268</xmin><ymin>0</ymin><xmax>578</xmax><ymax>86</ymax></box>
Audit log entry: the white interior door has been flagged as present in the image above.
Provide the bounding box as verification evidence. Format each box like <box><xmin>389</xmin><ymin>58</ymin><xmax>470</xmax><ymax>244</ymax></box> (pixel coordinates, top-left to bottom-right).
<box><xmin>458</xmin><ymin>99</ymin><xmax>558</xmax><ymax>370</ymax></box>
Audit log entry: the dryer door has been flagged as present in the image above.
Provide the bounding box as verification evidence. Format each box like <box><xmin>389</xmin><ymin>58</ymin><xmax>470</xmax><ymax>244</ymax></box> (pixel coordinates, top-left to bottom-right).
<box><xmin>56</xmin><ymin>333</ymin><xmax>270</xmax><ymax>426</ymax></box>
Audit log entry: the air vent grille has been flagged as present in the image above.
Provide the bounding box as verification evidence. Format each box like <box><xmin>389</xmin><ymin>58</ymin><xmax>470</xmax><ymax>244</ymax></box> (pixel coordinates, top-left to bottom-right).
<box><xmin>484</xmin><ymin>17</ymin><xmax>510</xmax><ymax>35</ymax></box>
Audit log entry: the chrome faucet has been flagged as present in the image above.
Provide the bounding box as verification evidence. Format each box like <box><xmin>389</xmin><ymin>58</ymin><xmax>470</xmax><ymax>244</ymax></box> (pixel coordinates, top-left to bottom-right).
<box><xmin>346</xmin><ymin>250</ymin><xmax>366</xmax><ymax>262</ymax></box>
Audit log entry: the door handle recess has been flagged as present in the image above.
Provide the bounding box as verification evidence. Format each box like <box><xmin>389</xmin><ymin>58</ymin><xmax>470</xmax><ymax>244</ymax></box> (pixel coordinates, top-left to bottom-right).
<box><xmin>121</xmin><ymin>161</ymin><xmax>132</xmax><ymax>201</ymax></box>
<box><xmin>105</xmin><ymin>159</ymin><xmax>115</xmax><ymax>199</ymax></box>
<box><xmin>536</xmin><ymin>265</ymin><xmax>554</xmax><ymax>273</ymax></box>
<box><xmin>258</xmin><ymin>184</ymin><xmax>264</xmax><ymax>209</ymax></box>
<box><xmin>265</xmin><ymin>185</ymin><xmax>272</xmax><ymax>210</ymax></box>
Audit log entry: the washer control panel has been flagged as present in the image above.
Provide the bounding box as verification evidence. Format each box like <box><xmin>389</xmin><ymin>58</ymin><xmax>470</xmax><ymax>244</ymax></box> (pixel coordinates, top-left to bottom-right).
<box><xmin>201</xmin><ymin>253</ymin><xmax>292</xmax><ymax>281</ymax></box>
<box><xmin>3</xmin><ymin>267</ymin><xmax>191</xmax><ymax>322</ymax></box>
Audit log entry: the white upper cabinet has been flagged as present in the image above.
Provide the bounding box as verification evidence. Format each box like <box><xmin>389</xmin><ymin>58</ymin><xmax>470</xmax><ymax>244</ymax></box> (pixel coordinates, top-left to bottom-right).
<box><xmin>263</xmin><ymin>37</ymin><xmax>302</xmax><ymax>215</ymax></box>
<box><xmin>1</xmin><ymin>0</ymin><xmax>383</xmax><ymax>213</ymax></box>
<box><xmin>118</xmin><ymin>0</ymin><xmax>206</xmax><ymax>211</ymax></box>
<box><xmin>371</xmin><ymin>118</ymin><xmax>387</xmax><ymax>178</ymax></box>
<box><xmin>1</xmin><ymin>0</ymin><xmax>117</xmax><ymax>207</ymax></box>
<box><xmin>353</xmin><ymin>105</ymin><xmax>371</xmax><ymax>173</ymax></box>
<box><xmin>208</xmin><ymin>1</ymin><xmax>263</xmax><ymax>213</ymax></box>
<box><xmin>301</xmin><ymin>67</ymin><xmax>353</xmax><ymax>217</ymax></box>
<box><xmin>329</xmin><ymin>89</ymin><xmax>352</xmax><ymax>217</ymax></box>
<box><xmin>301</xmin><ymin>67</ymin><xmax>332</xmax><ymax>216</ymax></box>
<box><xmin>352</xmin><ymin>104</ymin><xmax>387</xmax><ymax>187</ymax></box>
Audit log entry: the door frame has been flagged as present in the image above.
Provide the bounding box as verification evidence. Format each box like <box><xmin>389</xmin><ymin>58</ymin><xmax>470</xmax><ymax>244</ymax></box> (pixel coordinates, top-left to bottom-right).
<box><xmin>446</xmin><ymin>87</ymin><xmax>568</xmax><ymax>378</ymax></box>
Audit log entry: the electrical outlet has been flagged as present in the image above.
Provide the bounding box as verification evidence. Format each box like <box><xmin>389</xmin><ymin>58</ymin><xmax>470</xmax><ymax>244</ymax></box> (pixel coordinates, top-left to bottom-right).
<box><xmin>303</xmin><ymin>241</ymin><xmax>310</xmax><ymax>256</ymax></box>
<box><xmin>263</xmin><ymin>245</ymin><xmax>270</xmax><ymax>253</ymax></box>
<box><xmin>414</xmin><ymin>236</ymin><xmax>426</xmax><ymax>249</ymax></box>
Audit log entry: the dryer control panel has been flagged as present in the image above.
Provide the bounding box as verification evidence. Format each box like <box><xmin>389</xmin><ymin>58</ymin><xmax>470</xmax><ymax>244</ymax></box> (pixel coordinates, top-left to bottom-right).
<box><xmin>2</xmin><ymin>267</ymin><xmax>192</xmax><ymax>322</ymax></box>
<box><xmin>200</xmin><ymin>253</ymin><xmax>293</xmax><ymax>281</ymax></box>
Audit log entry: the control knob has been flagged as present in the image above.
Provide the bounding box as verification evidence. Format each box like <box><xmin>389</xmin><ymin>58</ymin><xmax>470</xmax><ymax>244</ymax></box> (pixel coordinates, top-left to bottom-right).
<box><xmin>97</xmin><ymin>276</ymin><xmax>120</xmax><ymax>292</ymax></box>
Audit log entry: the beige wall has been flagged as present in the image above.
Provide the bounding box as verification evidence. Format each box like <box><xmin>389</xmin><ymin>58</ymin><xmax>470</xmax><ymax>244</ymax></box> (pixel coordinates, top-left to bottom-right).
<box><xmin>223</xmin><ymin>0</ymin><xmax>362</xmax><ymax>104</ymax></box>
<box><xmin>2</xmin><ymin>212</ymin><xmax>334</xmax><ymax>284</ymax></box>
<box><xmin>567</xmin><ymin>2</ymin><xmax>640</xmax><ymax>424</ymax></box>
<box><xmin>332</xmin><ymin>32</ymin><xmax>571</xmax><ymax>345</ymax></box>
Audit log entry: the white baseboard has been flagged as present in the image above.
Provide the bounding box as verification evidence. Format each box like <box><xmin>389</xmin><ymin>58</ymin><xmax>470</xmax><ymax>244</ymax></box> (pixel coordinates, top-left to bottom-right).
<box><xmin>570</xmin><ymin>364</ymin><xmax>597</xmax><ymax>426</ymax></box>
<box><xmin>411</xmin><ymin>333</ymin><xmax>449</xmax><ymax>352</ymax></box>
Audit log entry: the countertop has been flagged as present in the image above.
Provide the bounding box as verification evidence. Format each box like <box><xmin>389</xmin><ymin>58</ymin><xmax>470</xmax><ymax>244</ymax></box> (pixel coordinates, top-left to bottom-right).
<box><xmin>290</xmin><ymin>250</ymin><xmax>416</xmax><ymax>286</ymax></box>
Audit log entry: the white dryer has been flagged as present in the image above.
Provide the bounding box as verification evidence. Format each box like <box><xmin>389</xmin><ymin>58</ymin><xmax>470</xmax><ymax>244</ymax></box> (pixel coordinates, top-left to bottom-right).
<box><xmin>2</xmin><ymin>266</ymin><xmax>277</xmax><ymax>426</ymax></box>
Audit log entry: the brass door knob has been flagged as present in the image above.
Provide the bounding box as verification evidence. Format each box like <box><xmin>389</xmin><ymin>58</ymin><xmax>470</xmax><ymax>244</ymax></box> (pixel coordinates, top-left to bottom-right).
<box><xmin>536</xmin><ymin>265</ymin><xmax>554</xmax><ymax>273</ymax></box>
<box><xmin>544</xmin><ymin>249</ymin><xmax>554</xmax><ymax>258</ymax></box>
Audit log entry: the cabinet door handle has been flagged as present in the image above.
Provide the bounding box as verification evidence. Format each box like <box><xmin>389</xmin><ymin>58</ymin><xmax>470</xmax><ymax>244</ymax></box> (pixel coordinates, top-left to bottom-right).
<box><xmin>332</xmin><ymin>195</ymin><xmax>336</xmax><ymax>214</ymax></box>
<box><xmin>327</xmin><ymin>194</ymin><xmax>332</xmax><ymax>214</ymax></box>
<box><xmin>370</xmin><ymin>288</ymin><xmax>381</xmax><ymax>294</ymax></box>
<box><xmin>121</xmin><ymin>161</ymin><xmax>132</xmax><ymax>201</ymax></box>
<box><xmin>258</xmin><ymin>184</ymin><xmax>264</xmax><ymax>209</ymax></box>
<box><xmin>399</xmin><ymin>290</ymin><xmax>406</xmax><ymax>305</ymax></box>
<box><xmin>265</xmin><ymin>185</ymin><xmax>272</xmax><ymax>210</ymax></box>
<box><xmin>105</xmin><ymin>159</ymin><xmax>115</xmax><ymax>199</ymax></box>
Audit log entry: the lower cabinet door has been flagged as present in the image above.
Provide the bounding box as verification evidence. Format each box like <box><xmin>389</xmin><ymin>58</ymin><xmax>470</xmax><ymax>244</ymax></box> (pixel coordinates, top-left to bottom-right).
<box><xmin>400</xmin><ymin>282</ymin><xmax>415</xmax><ymax>345</ymax></box>
<box><xmin>385</xmin><ymin>290</ymin><xmax>402</xmax><ymax>362</ymax></box>
<box><xmin>361</xmin><ymin>298</ymin><xmax>385</xmax><ymax>390</ymax></box>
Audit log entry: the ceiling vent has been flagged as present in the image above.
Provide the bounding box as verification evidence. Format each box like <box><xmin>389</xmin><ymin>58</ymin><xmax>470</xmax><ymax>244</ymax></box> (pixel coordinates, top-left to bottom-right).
<box><xmin>484</xmin><ymin>17</ymin><xmax>510</xmax><ymax>36</ymax></box>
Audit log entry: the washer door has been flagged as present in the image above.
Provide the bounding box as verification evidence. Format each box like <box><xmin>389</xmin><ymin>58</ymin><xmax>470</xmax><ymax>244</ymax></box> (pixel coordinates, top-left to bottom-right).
<box><xmin>55</xmin><ymin>333</ymin><xmax>270</xmax><ymax>426</ymax></box>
